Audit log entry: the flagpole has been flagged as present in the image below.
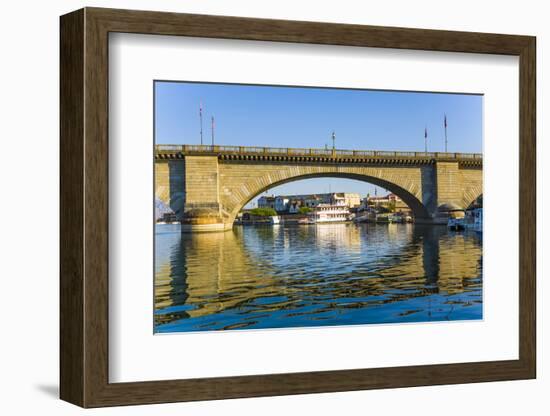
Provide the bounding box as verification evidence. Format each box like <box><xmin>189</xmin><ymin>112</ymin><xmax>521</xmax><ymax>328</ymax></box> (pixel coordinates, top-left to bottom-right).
<box><xmin>424</xmin><ymin>127</ymin><xmax>428</xmax><ymax>153</ymax></box>
<box><xmin>211</xmin><ymin>116</ymin><xmax>215</xmax><ymax>146</ymax></box>
<box><xmin>199</xmin><ymin>102</ymin><xmax>203</xmax><ymax>145</ymax></box>
<box><xmin>444</xmin><ymin>114</ymin><xmax>448</xmax><ymax>152</ymax></box>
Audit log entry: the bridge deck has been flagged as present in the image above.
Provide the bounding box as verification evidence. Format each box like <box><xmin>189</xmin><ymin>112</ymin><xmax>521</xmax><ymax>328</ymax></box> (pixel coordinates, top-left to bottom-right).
<box><xmin>155</xmin><ymin>144</ymin><xmax>482</xmax><ymax>165</ymax></box>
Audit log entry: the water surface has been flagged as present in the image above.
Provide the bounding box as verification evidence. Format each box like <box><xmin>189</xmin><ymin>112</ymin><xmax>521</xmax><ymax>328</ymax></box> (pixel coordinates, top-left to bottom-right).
<box><xmin>154</xmin><ymin>223</ymin><xmax>482</xmax><ymax>332</ymax></box>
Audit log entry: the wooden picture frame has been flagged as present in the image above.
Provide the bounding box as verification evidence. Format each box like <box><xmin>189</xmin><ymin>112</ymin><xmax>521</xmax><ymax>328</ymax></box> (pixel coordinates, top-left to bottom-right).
<box><xmin>60</xmin><ymin>7</ymin><xmax>536</xmax><ymax>408</ymax></box>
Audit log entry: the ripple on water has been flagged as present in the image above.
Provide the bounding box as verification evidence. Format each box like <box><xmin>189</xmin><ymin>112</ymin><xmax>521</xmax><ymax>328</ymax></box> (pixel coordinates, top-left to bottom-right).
<box><xmin>154</xmin><ymin>223</ymin><xmax>483</xmax><ymax>332</ymax></box>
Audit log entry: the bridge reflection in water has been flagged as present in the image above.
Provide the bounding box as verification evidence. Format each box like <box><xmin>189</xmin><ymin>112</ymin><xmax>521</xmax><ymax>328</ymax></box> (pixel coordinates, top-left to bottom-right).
<box><xmin>154</xmin><ymin>224</ymin><xmax>482</xmax><ymax>332</ymax></box>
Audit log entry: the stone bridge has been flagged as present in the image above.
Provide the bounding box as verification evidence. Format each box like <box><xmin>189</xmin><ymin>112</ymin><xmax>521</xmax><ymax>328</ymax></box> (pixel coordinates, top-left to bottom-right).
<box><xmin>155</xmin><ymin>144</ymin><xmax>482</xmax><ymax>232</ymax></box>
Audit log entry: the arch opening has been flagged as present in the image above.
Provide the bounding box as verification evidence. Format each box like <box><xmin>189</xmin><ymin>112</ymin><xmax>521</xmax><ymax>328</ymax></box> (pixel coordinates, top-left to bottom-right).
<box><xmin>226</xmin><ymin>172</ymin><xmax>431</xmax><ymax>225</ymax></box>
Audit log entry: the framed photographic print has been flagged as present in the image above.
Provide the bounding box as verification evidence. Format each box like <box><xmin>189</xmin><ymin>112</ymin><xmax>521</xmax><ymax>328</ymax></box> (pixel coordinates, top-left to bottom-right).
<box><xmin>60</xmin><ymin>7</ymin><xmax>536</xmax><ymax>407</ymax></box>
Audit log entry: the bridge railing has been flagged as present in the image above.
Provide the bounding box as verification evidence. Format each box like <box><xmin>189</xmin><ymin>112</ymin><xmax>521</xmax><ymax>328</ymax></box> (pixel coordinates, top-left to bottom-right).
<box><xmin>156</xmin><ymin>144</ymin><xmax>186</xmax><ymax>152</ymax></box>
<box><xmin>310</xmin><ymin>149</ymin><xmax>333</xmax><ymax>155</ymax></box>
<box><xmin>155</xmin><ymin>144</ymin><xmax>482</xmax><ymax>160</ymax></box>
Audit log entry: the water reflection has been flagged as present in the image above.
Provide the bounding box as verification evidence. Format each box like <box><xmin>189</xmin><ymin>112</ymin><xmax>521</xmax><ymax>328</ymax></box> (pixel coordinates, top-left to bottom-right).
<box><xmin>154</xmin><ymin>224</ymin><xmax>482</xmax><ymax>332</ymax></box>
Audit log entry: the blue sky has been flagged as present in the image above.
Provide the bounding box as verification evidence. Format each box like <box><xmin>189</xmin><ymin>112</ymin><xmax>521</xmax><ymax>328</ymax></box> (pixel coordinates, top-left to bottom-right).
<box><xmin>155</xmin><ymin>81</ymin><xmax>482</xmax><ymax>206</ymax></box>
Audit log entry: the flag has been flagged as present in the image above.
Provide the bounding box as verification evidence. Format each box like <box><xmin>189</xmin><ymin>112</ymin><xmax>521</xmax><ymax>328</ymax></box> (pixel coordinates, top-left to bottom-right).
<box><xmin>199</xmin><ymin>101</ymin><xmax>203</xmax><ymax>116</ymax></box>
<box><xmin>444</xmin><ymin>114</ymin><xmax>447</xmax><ymax>128</ymax></box>
<box><xmin>424</xmin><ymin>127</ymin><xmax>428</xmax><ymax>138</ymax></box>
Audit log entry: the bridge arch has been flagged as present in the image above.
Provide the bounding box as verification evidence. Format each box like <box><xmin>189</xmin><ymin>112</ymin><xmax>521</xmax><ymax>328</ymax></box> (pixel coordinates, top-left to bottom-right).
<box><xmin>466</xmin><ymin>193</ymin><xmax>483</xmax><ymax>210</ymax></box>
<box><xmin>460</xmin><ymin>171</ymin><xmax>483</xmax><ymax>210</ymax></box>
<box><xmin>220</xmin><ymin>169</ymin><xmax>431</xmax><ymax>225</ymax></box>
<box><xmin>462</xmin><ymin>184</ymin><xmax>483</xmax><ymax>210</ymax></box>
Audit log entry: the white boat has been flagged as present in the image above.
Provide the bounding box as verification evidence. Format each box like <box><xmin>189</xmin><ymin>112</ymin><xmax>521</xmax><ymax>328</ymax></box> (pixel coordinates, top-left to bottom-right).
<box><xmin>269</xmin><ymin>216</ymin><xmax>281</xmax><ymax>225</ymax></box>
<box><xmin>307</xmin><ymin>204</ymin><xmax>351</xmax><ymax>223</ymax></box>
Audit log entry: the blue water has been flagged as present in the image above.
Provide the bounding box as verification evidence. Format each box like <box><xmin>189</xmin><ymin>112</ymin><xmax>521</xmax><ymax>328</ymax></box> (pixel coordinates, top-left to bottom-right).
<box><xmin>154</xmin><ymin>223</ymin><xmax>482</xmax><ymax>333</ymax></box>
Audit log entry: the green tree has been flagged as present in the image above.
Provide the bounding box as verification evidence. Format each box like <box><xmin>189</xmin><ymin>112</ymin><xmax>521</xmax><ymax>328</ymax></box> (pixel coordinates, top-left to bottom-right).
<box><xmin>298</xmin><ymin>206</ymin><xmax>312</xmax><ymax>214</ymax></box>
<box><xmin>250</xmin><ymin>207</ymin><xmax>277</xmax><ymax>216</ymax></box>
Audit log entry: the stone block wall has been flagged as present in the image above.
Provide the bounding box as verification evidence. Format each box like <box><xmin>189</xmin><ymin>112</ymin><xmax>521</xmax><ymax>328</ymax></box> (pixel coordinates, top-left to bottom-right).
<box><xmin>435</xmin><ymin>161</ymin><xmax>462</xmax><ymax>208</ymax></box>
<box><xmin>155</xmin><ymin>156</ymin><xmax>482</xmax><ymax>228</ymax></box>
<box><xmin>155</xmin><ymin>160</ymin><xmax>185</xmax><ymax>219</ymax></box>
<box><xmin>183</xmin><ymin>156</ymin><xmax>220</xmax><ymax>214</ymax></box>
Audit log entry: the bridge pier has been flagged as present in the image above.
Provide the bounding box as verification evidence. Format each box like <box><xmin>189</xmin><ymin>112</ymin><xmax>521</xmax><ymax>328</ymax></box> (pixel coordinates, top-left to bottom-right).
<box><xmin>180</xmin><ymin>156</ymin><xmax>227</xmax><ymax>232</ymax></box>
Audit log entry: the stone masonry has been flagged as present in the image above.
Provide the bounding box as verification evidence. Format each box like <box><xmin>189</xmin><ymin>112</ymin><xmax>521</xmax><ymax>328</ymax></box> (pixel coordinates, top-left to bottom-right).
<box><xmin>155</xmin><ymin>150</ymin><xmax>482</xmax><ymax>231</ymax></box>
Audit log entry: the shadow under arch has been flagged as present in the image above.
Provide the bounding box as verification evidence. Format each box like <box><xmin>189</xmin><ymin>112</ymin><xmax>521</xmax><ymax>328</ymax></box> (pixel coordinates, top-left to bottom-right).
<box><xmin>228</xmin><ymin>172</ymin><xmax>431</xmax><ymax>223</ymax></box>
<box><xmin>466</xmin><ymin>193</ymin><xmax>483</xmax><ymax>210</ymax></box>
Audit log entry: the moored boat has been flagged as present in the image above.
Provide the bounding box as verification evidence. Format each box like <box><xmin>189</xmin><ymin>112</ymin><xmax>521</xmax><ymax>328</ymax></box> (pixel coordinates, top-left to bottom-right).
<box><xmin>447</xmin><ymin>217</ymin><xmax>465</xmax><ymax>231</ymax></box>
<box><xmin>269</xmin><ymin>216</ymin><xmax>281</xmax><ymax>225</ymax></box>
<box><xmin>306</xmin><ymin>203</ymin><xmax>351</xmax><ymax>224</ymax></box>
<box><xmin>353</xmin><ymin>214</ymin><xmax>370</xmax><ymax>223</ymax></box>
<box><xmin>464</xmin><ymin>207</ymin><xmax>482</xmax><ymax>233</ymax></box>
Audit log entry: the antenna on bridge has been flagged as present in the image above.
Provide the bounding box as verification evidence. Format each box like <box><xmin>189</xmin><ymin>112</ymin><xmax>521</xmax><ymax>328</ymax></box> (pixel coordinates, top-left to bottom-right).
<box><xmin>332</xmin><ymin>131</ymin><xmax>336</xmax><ymax>150</ymax></box>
